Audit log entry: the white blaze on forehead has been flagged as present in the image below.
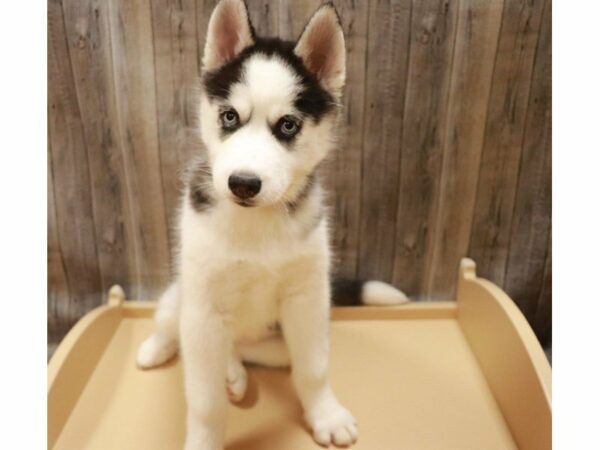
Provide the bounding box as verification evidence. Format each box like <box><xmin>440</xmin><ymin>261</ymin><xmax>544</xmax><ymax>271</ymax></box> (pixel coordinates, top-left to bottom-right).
<box><xmin>229</xmin><ymin>54</ymin><xmax>301</xmax><ymax>122</ymax></box>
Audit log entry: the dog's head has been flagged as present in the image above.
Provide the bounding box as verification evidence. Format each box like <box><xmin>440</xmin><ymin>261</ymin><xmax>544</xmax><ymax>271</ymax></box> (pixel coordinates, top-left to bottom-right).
<box><xmin>197</xmin><ymin>0</ymin><xmax>345</xmax><ymax>209</ymax></box>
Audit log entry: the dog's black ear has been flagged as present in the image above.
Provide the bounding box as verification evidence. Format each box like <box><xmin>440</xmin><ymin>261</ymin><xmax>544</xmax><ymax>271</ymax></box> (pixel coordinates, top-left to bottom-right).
<box><xmin>295</xmin><ymin>3</ymin><xmax>346</xmax><ymax>97</ymax></box>
<box><xmin>202</xmin><ymin>0</ymin><xmax>255</xmax><ymax>71</ymax></box>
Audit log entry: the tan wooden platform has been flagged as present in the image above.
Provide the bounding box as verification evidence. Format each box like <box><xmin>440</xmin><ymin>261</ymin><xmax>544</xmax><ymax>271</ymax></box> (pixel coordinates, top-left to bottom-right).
<box><xmin>48</xmin><ymin>259</ymin><xmax>551</xmax><ymax>450</ymax></box>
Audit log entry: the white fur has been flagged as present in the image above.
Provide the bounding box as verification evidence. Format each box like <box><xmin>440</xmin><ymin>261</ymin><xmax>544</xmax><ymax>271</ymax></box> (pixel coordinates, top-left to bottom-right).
<box><xmin>138</xmin><ymin>196</ymin><xmax>358</xmax><ymax>449</ymax></box>
<box><xmin>137</xmin><ymin>2</ymin><xmax>367</xmax><ymax>449</ymax></box>
<box><xmin>363</xmin><ymin>280</ymin><xmax>409</xmax><ymax>306</ymax></box>
<box><xmin>200</xmin><ymin>53</ymin><xmax>337</xmax><ymax>209</ymax></box>
<box><xmin>136</xmin><ymin>282</ymin><xmax>179</xmax><ymax>368</ymax></box>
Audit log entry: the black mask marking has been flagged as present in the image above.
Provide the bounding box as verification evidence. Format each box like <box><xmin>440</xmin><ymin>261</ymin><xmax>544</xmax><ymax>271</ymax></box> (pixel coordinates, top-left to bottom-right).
<box><xmin>203</xmin><ymin>37</ymin><xmax>335</xmax><ymax>122</ymax></box>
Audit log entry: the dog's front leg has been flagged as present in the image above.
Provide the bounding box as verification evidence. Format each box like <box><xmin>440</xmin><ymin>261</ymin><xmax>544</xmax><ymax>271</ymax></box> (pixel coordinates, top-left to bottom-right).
<box><xmin>280</xmin><ymin>270</ymin><xmax>358</xmax><ymax>447</ymax></box>
<box><xmin>180</xmin><ymin>287</ymin><xmax>228</xmax><ymax>450</ymax></box>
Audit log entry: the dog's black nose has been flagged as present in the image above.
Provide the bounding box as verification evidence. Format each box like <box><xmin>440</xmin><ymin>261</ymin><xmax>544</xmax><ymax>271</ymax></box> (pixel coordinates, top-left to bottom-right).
<box><xmin>228</xmin><ymin>172</ymin><xmax>262</xmax><ymax>199</ymax></box>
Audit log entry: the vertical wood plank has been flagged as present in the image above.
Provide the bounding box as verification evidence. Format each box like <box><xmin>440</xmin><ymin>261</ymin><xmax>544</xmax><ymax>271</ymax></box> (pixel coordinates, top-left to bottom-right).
<box><xmin>61</xmin><ymin>0</ymin><xmax>134</xmax><ymax>295</ymax></box>
<box><xmin>107</xmin><ymin>0</ymin><xmax>171</xmax><ymax>298</ymax></box>
<box><xmin>426</xmin><ymin>0</ymin><xmax>504</xmax><ymax>299</ymax></box>
<box><xmin>533</xmin><ymin>234</ymin><xmax>551</xmax><ymax>345</ymax></box>
<box><xmin>325</xmin><ymin>0</ymin><xmax>369</xmax><ymax>278</ymax></box>
<box><xmin>358</xmin><ymin>0</ymin><xmax>412</xmax><ymax>282</ymax></box>
<box><xmin>392</xmin><ymin>0</ymin><xmax>458</xmax><ymax>298</ymax></box>
<box><xmin>285</xmin><ymin>0</ymin><xmax>322</xmax><ymax>38</ymax></box>
<box><xmin>48</xmin><ymin>0</ymin><xmax>103</xmax><ymax>324</ymax></box>
<box><xmin>468</xmin><ymin>0</ymin><xmax>546</xmax><ymax>286</ymax></box>
<box><xmin>246</xmin><ymin>0</ymin><xmax>281</xmax><ymax>37</ymax></box>
<box><xmin>47</xmin><ymin>142</ymin><xmax>71</xmax><ymax>342</ymax></box>
<box><xmin>503</xmin><ymin>0</ymin><xmax>551</xmax><ymax>323</ymax></box>
<box><xmin>273</xmin><ymin>0</ymin><xmax>293</xmax><ymax>39</ymax></box>
<box><xmin>150</xmin><ymin>0</ymin><xmax>201</xmax><ymax>255</ymax></box>
<box><xmin>246</xmin><ymin>0</ymin><xmax>321</xmax><ymax>40</ymax></box>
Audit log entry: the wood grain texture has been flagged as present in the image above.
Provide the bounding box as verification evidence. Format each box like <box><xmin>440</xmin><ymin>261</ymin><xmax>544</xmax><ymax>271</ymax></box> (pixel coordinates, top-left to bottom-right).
<box><xmin>504</xmin><ymin>0</ymin><xmax>551</xmax><ymax>323</ymax></box>
<box><xmin>47</xmin><ymin>142</ymin><xmax>70</xmax><ymax>342</ymax></box>
<box><xmin>392</xmin><ymin>0</ymin><xmax>458</xmax><ymax>298</ymax></box>
<box><xmin>48</xmin><ymin>0</ymin><xmax>552</xmax><ymax>345</ymax></box>
<box><xmin>358</xmin><ymin>0</ymin><xmax>412</xmax><ymax>281</ymax></box>
<box><xmin>62</xmin><ymin>0</ymin><xmax>133</xmax><ymax>295</ymax></box>
<box><xmin>533</xmin><ymin>233</ymin><xmax>551</xmax><ymax>344</ymax></box>
<box><xmin>323</xmin><ymin>0</ymin><xmax>369</xmax><ymax>278</ymax></box>
<box><xmin>468</xmin><ymin>0</ymin><xmax>546</xmax><ymax>285</ymax></box>
<box><xmin>246</xmin><ymin>0</ymin><xmax>282</xmax><ymax>37</ymax></box>
<box><xmin>48</xmin><ymin>0</ymin><xmax>103</xmax><ymax>326</ymax></box>
<box><xmin>426</xmin><ymin>0</ymin><xmax>505</xmax><ymax>299</ymax></box>
<box><xmin>107</xmin><ymin>0</ymin><xmax>171</xmax><ymax>297</ymax></box>
<box><xmin>150</xmin><ymin>0</ymin><xmax>201</xmax><ymax>255</ymax></box>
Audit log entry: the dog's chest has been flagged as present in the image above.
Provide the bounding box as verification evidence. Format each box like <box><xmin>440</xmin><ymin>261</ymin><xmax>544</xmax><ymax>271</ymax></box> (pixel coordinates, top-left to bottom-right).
<box><xmin>208</xmin><ymin>260</ymin><xmax>282</xmax><ymax>342</ymax></box>
<box><xmin>181</xmin><ymin>200</ymin><xmax>327</xmax><ymax>342</ymax></box>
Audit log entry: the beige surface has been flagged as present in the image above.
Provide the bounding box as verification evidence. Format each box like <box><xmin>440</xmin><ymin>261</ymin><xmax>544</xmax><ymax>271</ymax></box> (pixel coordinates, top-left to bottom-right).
<box><xmin>458</xmin><ymin>259</ymin><xmax>552</xmax><ymax>449</ymax></box>
<box><xmin>49</xmin><ymin>260</ymin><xmax>551</xmax><ymax>450</ymax></box>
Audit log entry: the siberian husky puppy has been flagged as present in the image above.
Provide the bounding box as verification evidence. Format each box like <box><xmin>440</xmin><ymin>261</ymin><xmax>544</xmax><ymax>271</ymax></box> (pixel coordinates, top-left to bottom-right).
<box><xmin>137</xmin><ymin>1</ymin><xmax>408</xmax><ymax>448</ymax></box>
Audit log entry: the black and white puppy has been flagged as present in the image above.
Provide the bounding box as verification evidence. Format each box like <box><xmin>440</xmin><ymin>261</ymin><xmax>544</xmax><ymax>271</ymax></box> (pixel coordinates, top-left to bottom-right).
<box><xmin>137</xmin><ymin>1</ymin><xmax>408</xmax><ymax>448</ymax></box>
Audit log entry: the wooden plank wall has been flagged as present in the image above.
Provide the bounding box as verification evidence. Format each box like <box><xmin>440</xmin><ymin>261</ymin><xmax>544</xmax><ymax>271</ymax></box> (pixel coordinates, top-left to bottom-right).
<box><xmin>48</xmin><ymin>0</ymin><xmax>552</xmax><ymax>345</ymax></box>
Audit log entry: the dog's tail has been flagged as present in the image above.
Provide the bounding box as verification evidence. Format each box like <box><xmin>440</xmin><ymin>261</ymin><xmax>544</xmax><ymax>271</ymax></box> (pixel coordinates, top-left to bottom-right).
<box><xmin>331</xmin><ymin>277</ymin><xmax>409</xmax><ymax>306</ymax></box>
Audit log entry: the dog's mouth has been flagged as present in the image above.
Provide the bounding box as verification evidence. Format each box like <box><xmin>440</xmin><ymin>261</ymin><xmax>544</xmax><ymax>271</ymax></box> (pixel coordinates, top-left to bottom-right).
<box><xmin>233</xmin><ymin>198</ymin><xmax>256</xmax><ymax>208</ymax></box>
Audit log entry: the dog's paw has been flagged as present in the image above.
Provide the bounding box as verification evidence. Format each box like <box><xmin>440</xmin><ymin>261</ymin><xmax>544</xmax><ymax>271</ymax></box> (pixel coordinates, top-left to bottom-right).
<box><xmin>306</xmin><ymin>399</ymin><xmax>358</xmax><ymax>447</ymax></box>
<box><xmin>226</xmin><ymin>359</ymin><xmax>247</xmax><ymax>402</ymax></box>
<box><xmin>136</xmin><ymin>333</ymin><xmax>178</xmax><ymax>369</ymax></box>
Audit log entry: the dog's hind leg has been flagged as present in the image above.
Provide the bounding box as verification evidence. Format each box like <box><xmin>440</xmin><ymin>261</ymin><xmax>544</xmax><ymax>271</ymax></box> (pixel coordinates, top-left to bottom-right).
<box><xmin>237</xmin><ymin>336</ymin><xmax>291</xmax><ymax>368</ymax></box>
<box><xmin>136</xmin><ymin>281</ymin><xmax>180</xmax><ymax>369</ymax></box>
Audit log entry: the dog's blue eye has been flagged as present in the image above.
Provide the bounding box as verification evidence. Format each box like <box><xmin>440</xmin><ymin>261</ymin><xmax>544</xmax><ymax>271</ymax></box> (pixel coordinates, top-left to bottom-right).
<box><xmin>221</xmin><ymin>110</ymin><xmax>239</xmax><ymax>129</ymax></box>
<box><xmin>279</xmin><ymin>117</ymin><xmax>300</xmax><ymax>137</ymax></box>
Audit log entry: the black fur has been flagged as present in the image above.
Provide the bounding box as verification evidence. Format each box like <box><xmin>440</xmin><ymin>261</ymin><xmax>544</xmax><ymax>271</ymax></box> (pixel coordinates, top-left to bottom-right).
<box><xmin>187</xmin><ymin>162</ymin><xmax>215</xmax><ymax>213</ymax></box>
<box><xmin>285</xmin><ymin>173</ymin><xmax>316</xmax><ymax>213</ymax></box>
<box><xmin>203</xmin><ymin>37</ymin><xmax>335</xmax><ymax>122</ymax></box>
<box><xmin>331</xmin><ymin>277</ymin><xmax>365</xmax><ymax>306</ymax></box>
